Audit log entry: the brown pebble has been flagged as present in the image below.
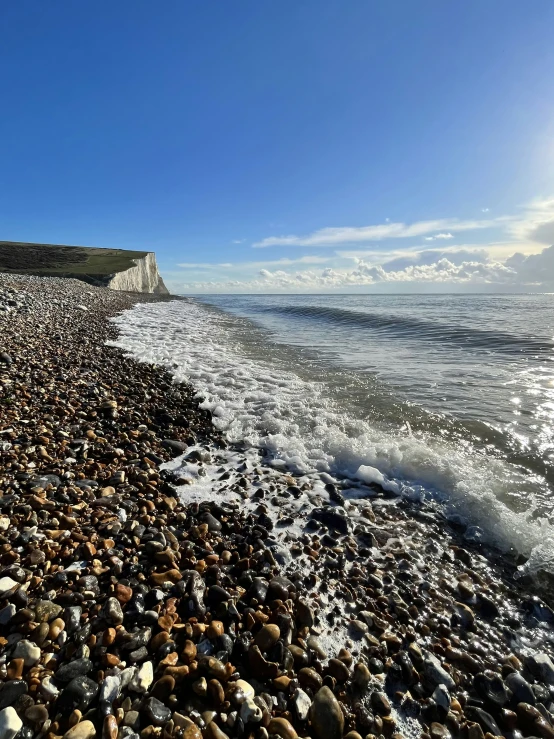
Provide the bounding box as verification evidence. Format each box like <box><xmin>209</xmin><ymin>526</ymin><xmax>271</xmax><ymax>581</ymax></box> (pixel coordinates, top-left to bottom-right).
<box><xmin>430</xmin><ymin>724</ymin><xmax>449</xmax><ymax>739</ymax></box>
<box><xmin>114</xmin><ymin>583</ymin><xmax>133</xmax><ymax>604</ymax></box>
<box><xmin>298</xmin><ymin>667</ymin><xmax>323</xmax><ymax>691</ymax></box>
<box><xmin>467</xmin><ymin>723</ymin><xmax>485</xmax><ymax>739</ymax></box>
<box><xmin>326</xmin><ymin>658</ymin><xmax>350</xmax><ymax>681</ymax></box>
<box><xmin>149</xmin><ymin>569</ymin><xmax>182</xmax><ymax>586</ymax></box>
<box><xmin>151</xmin><ymin>675</ymin><xmax>176</xmax><ymax>701</ymax></box>
<box><xmin>207</xmin><ymin>621</ymin><xmax>225</xmax><ymax>640</ymax></box>
<box><xmin>182</xmin><ymin>640</ymin><xmax>197</xmax><ymax>664</ymax></box>
<box><xmin>158</xmin><ymin>613</ymin><xmax>175</xmax><ymax>632</ymax></box>
<box><xmin>102</xmin><ymin>654</ymin><xmax>121</xmax><ymax>668</ymax></box>
<box><xmin>207</xmin><ymin>679</ymin><xmax>225</xmax><ymax>705</ymax></box>
<box><xmin>254</xmin><ymin>624</ymin><xmax>280</xmax><ymax>652</ymax></box>
<box><xmin>163</xmin><ymin>665</ymin><xmax>190</xmax><ymax>681</ymax></box>
<box><xmin>7</xmin><ymin>658</ymin><xmax>24</xmax><ymax>680</ymax></box>
<box><xmin>337</xmin><ymin>648</ymin><xmax>352</xmax><ymax>666</ymax></box>
<box><xmin>25</xmin><ymin>704</ymin><xmax>49</xmax><ymax>729</ymax></box>
<box><xmin>34</xmin><ymin>622</ymin><xmax>50</xmax><ymax>646</ymax></box>
<box><xmin>49</xmin><ymin>618</ymin><xmax>65</xmax><ymax>639</ymax></box>
<box><xmin>273</xmin><ymin>676</ymin><xmax>292</xmax><ymax>691</ymax></box>
<box><xmin>150</xmin><ymin>631</ymin><xmax>170</xmax><ymax>652</ymax></box>
<box><xmin>68</xmin><ymin>710</ymin><xmax>82</xmax><ymax>728</ymax></box>
<box><xmin>102</xmin><ymin>715</ymin><xmax>118</xmax><ymax>739</ymax></box>
<box><xmin>103</xmin><ymin>628</ymin><xmax>116</xmax><ymax>647</ymax></box>
<box><xmin>204</xmin><ymin>722</ymin><xmax>230</xmax><ymax>739</ymax></box>
<box><xmin>173</xmin><ymin>717</ymin><xmax>203</xmax><ymax>739</ymax></box>
<box><xmin>267</xmin><ymin>718</ymin><xmax>298</xmax><ymax>739</ymax></box>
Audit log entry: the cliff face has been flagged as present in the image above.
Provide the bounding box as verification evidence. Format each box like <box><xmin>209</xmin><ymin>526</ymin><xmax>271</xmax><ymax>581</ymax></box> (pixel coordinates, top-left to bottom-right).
<box><xmin>107</xmin><ymin>252</ymin><xmax>169</xmax><ymax>294</ymax></box>
<box><xmin>0</xmin><ymin>242</ymin><xmax>170</xmax><ymax>295</ymax></box>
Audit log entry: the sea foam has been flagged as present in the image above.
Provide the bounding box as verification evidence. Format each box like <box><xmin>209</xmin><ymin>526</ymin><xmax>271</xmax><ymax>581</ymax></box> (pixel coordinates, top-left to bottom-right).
<box><xmin>111</xmin><ymin>299</ymin><xmax>554</xmax><ymax>575</ymax></box>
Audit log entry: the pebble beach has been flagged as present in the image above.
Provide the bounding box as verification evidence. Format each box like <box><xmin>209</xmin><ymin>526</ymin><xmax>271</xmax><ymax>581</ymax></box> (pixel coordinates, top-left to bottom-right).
<box><xmin>2</xmin><ymin>274</ymin><xmax>554</xmax><ymax>739</ymax></box>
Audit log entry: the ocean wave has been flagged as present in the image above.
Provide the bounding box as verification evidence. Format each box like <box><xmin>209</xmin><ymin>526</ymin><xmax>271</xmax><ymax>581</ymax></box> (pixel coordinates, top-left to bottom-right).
<box><xmin>111</xmin><ymin>298</ymin><xmax>554</xmax><ymax>576</ymax></box>
<box><xmin>260</xmin><ymin>303</ymin><xmax>554</xmax><ymax>357</ymax></box>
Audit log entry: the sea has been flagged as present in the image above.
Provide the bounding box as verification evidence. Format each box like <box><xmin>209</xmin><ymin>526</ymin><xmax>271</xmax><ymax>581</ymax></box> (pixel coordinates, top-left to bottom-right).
<box><xmin>112</xmin><ymin>293</ymin><xmax>554</xmax><ymax>577</ymax></box>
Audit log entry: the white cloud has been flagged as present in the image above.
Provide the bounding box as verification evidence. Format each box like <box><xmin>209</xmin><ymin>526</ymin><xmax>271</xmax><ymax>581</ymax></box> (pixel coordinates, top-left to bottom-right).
<box><xmin>508</xmin><ymin>196</ymin><xmax>554</xmax><ymax>244</ymax></box>
<box><xmin>173</xmin><ymin>196</ymin><xmax>554</xmax><ymax>293</ymax></box>
<box><xmin>231</xmin><ymin>239</ymin><xmax>244</xmax><ymax>244</ymax></box>
<box><xmin>424</xmin><ymin>232</ymin><xmax>454</xmax><ymax>241</ymax></box>
<box><xmin>482</xmin><ymin>208</ymin><xmax>490</xmax><ymax>212</ymax></box>
<box><xmin>177</xmin><ymin>256</ymin><xmax>330</xmax><ymax>270</ymax></box>
<box><xmin>178</xmin><ymin>244</ymin><xmax>554</xmax><ymax>293</ymax></box>
<box><xmin>253</xmin><ymin>218</ymin><xmax>498</xmax><ymax>248</ymax></box>
<box><xmin>177</xmin><ymin>262</ymin><xmax>234</xmax><ymax>268</ymax></box>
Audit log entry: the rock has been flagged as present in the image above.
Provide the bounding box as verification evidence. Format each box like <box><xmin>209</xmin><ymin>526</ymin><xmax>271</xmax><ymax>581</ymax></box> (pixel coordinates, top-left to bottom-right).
<box><xmin>248</xmin><ymin>645</ymin><xmax>279</xmax><ymax>679</ymax></box>
<box><xmin>371</xmin><ymin>691</ymin><xmax>391</xmax><ymax>716</ymax></box>
<box><xmin>103</xmin><ymin>597</ymin><xmax>124</xmax><ymax>625</ymax></box>
<box><xmin>327</xmin><ymin>658</ymin><xmax>350</xmax><ymax>681</ymax></box>
<box><xmin>307</xmin><ymin>636</ymin><xmax>327</xmax><ymax>658</ymax></box>
<box><xmin>292</xmin><ymin>688</ymin><xmax>311</xmax><ymax>721</ymax></box>
<box><xmin>0</xmin><ymin>707</ymin><xmax>22</xmax><ymax>739</ymax></box>
<box><xmin>240</xmin><ymin>699</ymin><xmax>263</xmax><ymax>724</ymax></box>
<box><xmin>353</xmin><ymin>662</ymin><xmax>371</xmax><ymax>691</ymax></box>
<box><xmin>204</xmin><ymin>723</ymin><xmax>230</xmax><ymax>739</ymax></box>
<box><xmin>12</xmin><ymin>640</ymin><xmax>40</xmax><ymax>667</ymax></box>
<box><xmin>369</xmin><ymin>658</ymin><xmax>384</xmax><ymax>674</ymax></box>
<box><xmin>161</xmin><ymin>439</ymin><xmax>188</xmax><ymax>455</ymax></box>
<box><xmin>151</xmin><ymin>675</ymin><xmax>175</xmax><ymax>702</ymax></box>
<box><xmin>298</xmin><ymin>667</ymin><xmax>323</xmax><ymax>691</ymax></box>
<box><xmin>464</xmin><ymin>706</ymin><xmax>501</xmax><ymax>736</ymax></box>
<box><xmin>310</xmin><ymin>686</ymin><xmax>344</xmax><ymax>739</ymax></box>
<box><xmin>234</xmin><ymin>680</ymin><xmax>255</xmax><ymax>701</ymax></box>
<box><xmin>527</xmin><ymin>653</ymin><xmax>554</xmax><ymax>684</ymax></box>
<box><xmin>296</xmin><ymin>599</ymin><xmax>315</xmax><ymax>628</ymax></box>
<box><xmin>454</xmin><ymin>602</ymin><xmax>475</xmax><ymax>628</ymax></box>
<box><xmin>144</xmin><ymin>697</ymin><xmax>171</xmax><ymax>726</ymax></box>
<box><xmin>267</xmin><ymin>576</ymin><xmax>295</xmax><ymax>601</ymax></box>
<box><xmin>0</xmin><ymin>681</ymin><xmax>27</xmax><ymax>710</ymax></box>
<box><xmin>267</xmin><ymin>718</ymin><xmax>297</xmax><ymax>739</ymax></box>
<box><xmin>0</xmin><ymin>578</ymin><xmax>19</xmax><ymax>598</ymax></box>
<box><xmin>311</xmin><ymin>507</ymin><xmax>350</xmax><ymax>534</ymax></box>
<box><xmin>430</xmin><ymin>723</ymin><xmax>449</xmax><ymax>739</ymax></box>
<box><xmin>39</xmin><ymin>676</ymin><xmax>60</xmax><ymax>701</ymax></box>
<box><xmin>35</xmin><ymin>599</ymin><xmax>62</xmax><ymax>622</ymax></box>
<box><xmin>55</xmin><ymin>658</ymin><xmax>92</xmax><ymax>682</ymax></box>
<box><xmin>505</xmin><ymin>673</ymin><xmax>535</xmax><ymax>704</ymax></box>
<box><xmin>474</xmin><ymin>672</ymin><xmax>509</xmax><ymax>708</ymax></box>
<box><xmin>65</xmin><ymin>606</ymin><xmax>82</xmax><ymax>633</ymax></box>
<box><xmin>207</xmin><ymin>620</ymin><xmax>224</xmax><ymax>639</ymax></box>
<box><xmin>423</xmin><ymin>655</ymin><xmax>456</xmax><ymax>690</ymax></box>
<box><xmin>103</xmin><ymin>715</ymin><xmax>118</xmax><ymax>739</ymax></box>
<box><xmin>130</xmin><ymin>661</ymin><xmax>153</xmax><ymax>693</ymax></box>
<box><xmin>24</xmin><ymin>705</ymin><xmax>48</xmax><ymax>731</ymax></box>
<box><xmin>431</xmin><ymin>685</ymin><xmax>451</xmax><ymax>712</ymax></box>
<box><xmin>57</xmin><ymin>677</ymin><xmax>99</xmax><ymax>712</ymax></box>
<box><xmin>254</xmin><ymin>624</ymin><xmax>280</xmax><ymax>652</ymax></box>
<box><xmin>350</xmin><ymin>619</ymin><xmax>368</xmax><ymax>634</ymax></box>
<box><xmin>99</xmin><ymin>675</ymin><xmax>120</xmax><ymax>704</ymax></box>
<box><xmin>0</xmin><ymin>605</ymin><xmax>16</xmax><ymax>626</ymax></box>
<box><xmin>122</xmin><ymin>711</ymin><xmax>140</xmax><ymax>730</ymax></box>
<box><xmin>62</xmin><ymin>720</ymin><xmax>97</xmax><ymax>739</ymax></box>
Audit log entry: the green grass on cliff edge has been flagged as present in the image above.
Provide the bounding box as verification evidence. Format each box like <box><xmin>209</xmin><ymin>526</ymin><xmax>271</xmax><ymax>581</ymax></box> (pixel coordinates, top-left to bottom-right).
<box><xmin>0</xmin><ymin>241</ymin><xmax>149</xmax><ymax>279</ymax></box>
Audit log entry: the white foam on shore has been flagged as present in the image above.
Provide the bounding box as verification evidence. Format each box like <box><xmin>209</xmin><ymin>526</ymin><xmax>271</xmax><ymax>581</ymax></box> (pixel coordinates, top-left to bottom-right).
<box><xmin>111</xmin><ymin>299</ymin><xmax>554</xmax><ymax>574</ymax></box>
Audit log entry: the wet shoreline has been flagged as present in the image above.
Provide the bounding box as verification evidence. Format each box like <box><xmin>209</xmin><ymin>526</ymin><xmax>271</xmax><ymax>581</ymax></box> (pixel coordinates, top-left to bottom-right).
<box><xmin>1</xmin><ymin>274</ymin><xmax>554</xmax><ymax>739</ymax></box>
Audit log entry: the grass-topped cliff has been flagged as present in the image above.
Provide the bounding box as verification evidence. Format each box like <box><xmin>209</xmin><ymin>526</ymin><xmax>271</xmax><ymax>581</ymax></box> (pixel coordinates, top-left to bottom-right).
<box><xmin>0</xmin><ymin>241</ymin><xmax>168</xmax><ymax>293</ymax></box>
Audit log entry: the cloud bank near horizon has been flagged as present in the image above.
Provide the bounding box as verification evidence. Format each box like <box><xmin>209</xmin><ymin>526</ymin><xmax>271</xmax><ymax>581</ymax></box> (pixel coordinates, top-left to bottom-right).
<box><xmin>170</xmin><ymin>244</ymin><xmax>554</xmax><ymax>292</ymax></box>
<box><xmin>166</xmin><ymin>197</ymin><xmax>554</xmax><ymax>293</ymax></box>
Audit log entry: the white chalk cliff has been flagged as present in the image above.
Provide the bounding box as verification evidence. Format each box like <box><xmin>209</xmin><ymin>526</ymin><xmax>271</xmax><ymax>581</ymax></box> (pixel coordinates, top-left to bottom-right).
<box><xmin>107</xmin><ymin>252</ymin><xmax>169</xmax><ymax>294</ymax></box>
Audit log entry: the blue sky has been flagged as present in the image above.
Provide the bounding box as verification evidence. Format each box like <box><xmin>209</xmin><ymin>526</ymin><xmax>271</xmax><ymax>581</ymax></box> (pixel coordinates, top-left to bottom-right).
<box><xmin>2</xmin><ymin>1</ymin><xmax>554</xmax><ymax>292</ymax></box>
